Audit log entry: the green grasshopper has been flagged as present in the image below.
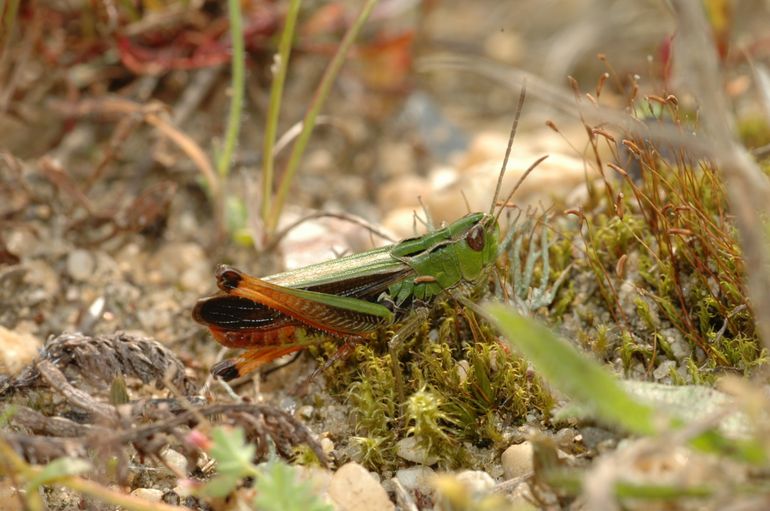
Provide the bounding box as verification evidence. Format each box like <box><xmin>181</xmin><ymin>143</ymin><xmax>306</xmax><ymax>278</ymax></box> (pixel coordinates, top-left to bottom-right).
<box><xmin>193</xmin><ymin>93</ymin><xmax>545</xmax><ymax>382</ymax></box>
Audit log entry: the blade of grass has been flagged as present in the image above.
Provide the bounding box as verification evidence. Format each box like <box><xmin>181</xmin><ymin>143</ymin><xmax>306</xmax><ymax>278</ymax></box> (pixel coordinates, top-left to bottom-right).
<box><xmin>217</xmin><ymin>0</ymin><xmax>245</xmax><ymax>179</ymax></box>
<box><xmin>0</xmin><ymin>438</ymin><xmax>187</xmax><ymax>511</ymax></box>
<box><xmin>0</xmin><ymin>0</ymin><xmax>20</xmax><ymax>50</ymax></box>
<box><xmin>261</xmin><ymin>0</ymin><xmax>301</xmax><ymax>228</ymax></box>
<box><xmin>483</xmin><ymin>302</ymin><xmax>658</xmax><ymax>436</ymax></box>
<box><xmin>267</xmin><ymin>0</ymin><xmax>380</xmax><ymax>233</ymax></box>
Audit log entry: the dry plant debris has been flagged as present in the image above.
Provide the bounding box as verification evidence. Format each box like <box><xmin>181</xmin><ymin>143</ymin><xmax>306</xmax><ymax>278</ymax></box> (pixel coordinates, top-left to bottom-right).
<box><xmin>1</xmin><ymin>332</ymin><xmax>325</xmax><ymax>471</ymax></box>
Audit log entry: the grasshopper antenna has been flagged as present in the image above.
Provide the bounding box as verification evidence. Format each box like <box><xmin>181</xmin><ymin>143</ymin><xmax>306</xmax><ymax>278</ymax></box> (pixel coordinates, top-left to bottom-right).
<box><xmin>489</xmin><ymin>81</ymin><xmax>528</xmax><ymax>216</ymax></box>
<box><xmin>494</xmin><ymin>154</ymin><xmax>549</xmax><ymax>225</ymax></box>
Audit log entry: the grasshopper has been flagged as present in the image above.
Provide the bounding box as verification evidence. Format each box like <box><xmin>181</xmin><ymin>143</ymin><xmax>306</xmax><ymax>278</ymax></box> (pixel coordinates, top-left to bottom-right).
<box><xmin>193</xmin><ymin>91</ymin><xmax>545</xmax><ymax>382</ymax></box>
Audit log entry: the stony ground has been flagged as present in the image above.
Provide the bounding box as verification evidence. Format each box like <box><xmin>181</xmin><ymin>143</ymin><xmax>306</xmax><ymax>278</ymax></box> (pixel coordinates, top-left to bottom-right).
<box><xmin>2</xmin><ymin>1</ymin><xmax>770</xmax><ymax>510</ymax></box>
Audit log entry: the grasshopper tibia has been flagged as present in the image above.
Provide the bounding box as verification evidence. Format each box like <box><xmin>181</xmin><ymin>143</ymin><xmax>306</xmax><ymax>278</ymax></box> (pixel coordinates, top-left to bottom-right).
<box><xmin>211</xmin><ymin>359</ymin><xmax>240</xmax><ymax>380</ymax></box>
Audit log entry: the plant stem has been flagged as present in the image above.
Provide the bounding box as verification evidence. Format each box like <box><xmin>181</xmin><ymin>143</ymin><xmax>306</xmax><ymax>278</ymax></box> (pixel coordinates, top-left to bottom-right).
<box><xmin>268</xmin><ymin>0</ymin><xmax>380</xmax><ymax>233</ymax></box>
<box><xmin>261</xmin><ymin>0</ymin><xmax>302</xmax><ymax>229</ymax></box>
<box><xmin>217</xmin><ymin>0</ymin><xmax>245</xmax><ymax>179</ymax></box>
<box><xmin>65</xmin><ymin>477</ymin><xmax>190</xmax><ymax>511</ymax></box>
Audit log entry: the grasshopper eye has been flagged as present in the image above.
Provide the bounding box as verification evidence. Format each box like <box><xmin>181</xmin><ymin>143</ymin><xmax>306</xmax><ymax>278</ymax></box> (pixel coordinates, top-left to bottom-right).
<box><xmin>466</xmin><ymin>225</ymin><xmax>485</xmax><ymax>251</ymax></box>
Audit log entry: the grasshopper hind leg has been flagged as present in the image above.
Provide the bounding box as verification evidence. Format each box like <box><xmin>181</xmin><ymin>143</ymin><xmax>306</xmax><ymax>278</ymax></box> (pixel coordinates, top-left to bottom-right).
<box><xmin>212</xmin><ymin>346</ymin><xmax>305</xmax><ymax>381</ymax></box>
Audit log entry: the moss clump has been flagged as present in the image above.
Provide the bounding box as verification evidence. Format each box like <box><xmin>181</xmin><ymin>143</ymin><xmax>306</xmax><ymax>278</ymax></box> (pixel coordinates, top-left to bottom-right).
<box><xmin>322</xmin><ymin>297</ymin><xmax>553</xmax><ymax>470</ymax></box>
<box><xmin>738</xmin><ymin>115</ymin><xmax>770</xmax><ymax>150</ymax></box>
<box><xmin>552</xmin><ymin>90</ymin><xmax>763</xmax><ymax>383</ymax></box>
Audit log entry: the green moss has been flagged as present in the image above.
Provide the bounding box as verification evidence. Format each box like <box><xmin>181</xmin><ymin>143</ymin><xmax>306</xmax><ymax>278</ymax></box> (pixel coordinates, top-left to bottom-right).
<box><xmin>738</xmin><ymin>115</ymin><xmax>770</xmax><ymax>149</ymax></box>
<box><xmin>319</xmin><ymin>292</ymin><xmax>554</xmax><ymax>470</ymax></box>
<box><xmin>317</xmin><ymin>94</ymin><xmax>763</xmax><ymax>472</ymax></box>
<box><xmin>554</xmin><ymin>93</ymin><xmax>764</xmax><ymax>383</ymax></box>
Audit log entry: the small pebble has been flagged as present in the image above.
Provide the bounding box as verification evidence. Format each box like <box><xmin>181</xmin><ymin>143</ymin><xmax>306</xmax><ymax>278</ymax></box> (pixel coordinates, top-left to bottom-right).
<box><xmin>180</xmin><ymin>266</ymin><xmax>210</xmax><ymax>293</ymax></box>
<box><xmin>381</xmin><ymin>207</ymin><xmax>429</xmax><ymax>240</ymax></box>
<box><xmin>151</xmin><ymin>242</ymin><xmax>207</xmax><ymax>285</ymax></box>
<box><xmin>484</xmin><ymin>30</ymin><xmax>523</xmax><ymax>63</ymax></box>
<box><xmin>6</xmin><ymin>228</ymin><xmax>36</xmax><ymax>256</ymax></box>
<box><xmin>23</xmin><ymin>259</ymin><xmax>60</xmax><ymax>299</ymax></box>
<box><xmin>377</xmin><ymin>141</ymin><xmax>416</xmax><ymax>179</ymax></box>
<box><xmin>395</xmin><ymin>465</ymin><xmax>436</xmax><ymax>494</ymax></box>
<box><xmin>455</xmin><ymin>360</ymin><xmax>470</xmax><ymax>384</ymax></box>
<box><xmin>130</xmin><ymin>488</ymin><xmax>164</xmax><ymax>502</ymax></box>
<box><xmin>293</xmin><ymin>465</ymin><xmax>333</xmax><ymax>493</ymax></box>
<box><xmin>279</xmin><ymin>396</ymin><xmax>297</xmax><ymax>414</ymax></box>
<box><xmin>320</xmin><ymin>437</ymin><xmax>335</xmax><ymax>457</ymax></box>
<box><xmin>457</xmin><ymin>131</ymin><xmax>509</xmax><ymax>171</ymax></box>
<box><xmin>501</xmin><ymin>441</ymin><xmax>534</xmax><ymax>480</ymax></box>
<box><xmin>554</xmin><ymin>428</ymin><xmax>578</xmax><ymax>449</ymax></box>
<box><xmin>376</xmin><ymin>175</ymin><xmax>428</xmax><ymax>210</ymax></box>
<box><xmin>0</xmin><ymin>325</ymin><xmax>42</xmax><ymax>375</ymax></box>
<box><xmin>396</xmin><ymin>437</ymin><xmax>439</xmax><ymax>466</ymax></box>
<box><xmin>456</xmin><ymin>470</ymin><xmax>495</xmax><ymax>494</ymax></box>
<box><xmin>67</xmin><ymin>249</ymin><xmax>95</xmax><ymax>282</ymax></box>
<box><xmin>162</xmin><ymin>449</ymin><xmax>188</xmax><ymax>475</ymax></box>
<box><xmin>328</xmin><ymin>462</ymin><xmax>394</xmax><ymax>511</ymax></box>
<box><xmin>509</xmin><ymin>482</ymin><xmax>537</xmax><ymax>510</ymax></box>
<box><xmin>298</xmin><ymin>405</ymin><xmax>314</xmax><ymax>420</ymax></box>
<box><xmin>426</xmin><ymin>151</ymin><xmax>590</xmax><ymax>226</ymax></box>
<box><xmin>0</xmin><ymin>475</ymin><xmax>23</xmax><ymax>511</ymax></box>
<box><xmin>653</xmin><ymin>359</ymin><xmax>678</xmax><ymax>381</ymax></box>
<box><xmin>579</xmin><ymin>427</ymin><xmax>615</xmax><ymax>451</ymax></box>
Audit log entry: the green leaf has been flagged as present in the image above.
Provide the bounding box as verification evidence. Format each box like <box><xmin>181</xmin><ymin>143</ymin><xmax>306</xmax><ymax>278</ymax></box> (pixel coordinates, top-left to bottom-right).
<box><xmin>0</xmin><ymin>405</ymin><xmax>17</xmax><ymax>426</ymax></box>
<box><xmin>198</xmin><ymin>427</ymin><xmax>258</xmax><ymax>498</ymax></box>
<box><xmin>199</xmin><ymin>474</ymin><xmax>242</xmax><ymax>499</ymax></box>
<box><xmin>252</xmin><ymin>460</ymin><xmax>332</xmax><ymax>511</ymax></box>
<box><xmin>208</xmin><ymin>427</ymin><xmax>257</xmax><ymax>479</ymax></box>
<box><xmin>26</xmin><ymin>458</ymin><xmax>91</xmax><ymax>489</ymax></box>
<box><xmin>483</xmin><ymin>302</ymin><xmax>658</xmax><ymax>435</ymax></box>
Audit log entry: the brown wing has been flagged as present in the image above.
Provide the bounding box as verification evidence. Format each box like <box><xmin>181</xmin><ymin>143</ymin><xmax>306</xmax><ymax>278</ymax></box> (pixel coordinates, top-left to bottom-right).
<box><xmin>193</xmin><ymin>265</ymin><xmax>411</xmax><ymax>345</ymax></box>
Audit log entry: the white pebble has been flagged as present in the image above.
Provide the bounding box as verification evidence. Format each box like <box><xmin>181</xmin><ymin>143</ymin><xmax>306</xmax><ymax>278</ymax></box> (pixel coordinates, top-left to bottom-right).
<box><xmin>162</xmin><ymin>449</ymin><xmax>188</xmax><ymax>475</ymax></box>
<box><xmin>395</xmin><ymin>465</ymin><xmax>436</xmax><ymax>493</ymax></box>
<box><xmin>130</xmin><ymin>488</ymin><xmax>163</xmax><ymax>502</ymax></box>
<box><xmin>328</xmin><ymin>462</ymin><xmax>394</xmax><ymax>511</ymax></box>
<box><xmin>67</xmin><ymin>249</ymin><xmax>95</xmax><ymax>282</ymax></box>
<box><xmin>456</xmin><ymin>470</ymin><xmax>495</xmax><ymax>493</ymax></box>
<box><xmin>501</xmin><ymin>441</ymin><xmax>534</xmax><ymax>479</ymax></box>
<box><xmin>396</xmin><ymin>437</ymin><xmax>438</xmax><ymax>466</ymax></box>
<box><xmin>0</xmin><ymin>326</ymin><xmax>42</xmax><ymax>375</ymax></box>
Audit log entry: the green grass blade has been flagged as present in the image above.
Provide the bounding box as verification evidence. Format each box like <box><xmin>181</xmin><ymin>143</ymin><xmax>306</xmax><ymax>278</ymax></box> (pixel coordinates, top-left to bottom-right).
<box><xmin>217</xmin><ymin>0</ymin><xmax>246</xmax><ymax>179</ymax></box>
<box><xmin>261</xmin><ymin>0</ymin><xmax>301</xmax><ymax>227</ymax></box>
<box><xmin>483</xmin><ymin>302</ymin><xmax>658</xmax><ymax>435</ymax></box>
<box><xmin>268</xmin><ymin>0</ymin><xmax>380</xmax><ymax>233</ymax></box>
<box><xmin>1</xmin><ymin>0</ymin><xmax>20</xmax><ymax>50</ymax></box>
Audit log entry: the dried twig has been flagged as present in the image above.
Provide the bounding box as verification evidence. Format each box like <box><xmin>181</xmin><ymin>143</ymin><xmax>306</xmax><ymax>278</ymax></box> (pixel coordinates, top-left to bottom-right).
<box><xmin>36</xmin><ymin>360</ymin><xmax>118</xmax><ymax>424</ymax></box>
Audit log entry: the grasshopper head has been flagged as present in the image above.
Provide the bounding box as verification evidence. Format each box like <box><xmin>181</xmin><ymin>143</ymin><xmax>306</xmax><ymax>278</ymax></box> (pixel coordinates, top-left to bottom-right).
<box><xmin>474</xmin><ymin>213</ymin><xmax>499</xmax><ymax>268</ymax></box>
<box><xmin>453</xmin><ymin>212</ymin><xmax>499</xmax><ymax>281</ymax></box>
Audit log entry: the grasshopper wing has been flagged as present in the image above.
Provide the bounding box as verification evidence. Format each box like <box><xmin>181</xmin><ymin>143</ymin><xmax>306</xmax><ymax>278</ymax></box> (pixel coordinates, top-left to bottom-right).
<box><xmin>215</xmin><ymin>266</ymin><xmax>395</xmax><ymax>337</ymax></box>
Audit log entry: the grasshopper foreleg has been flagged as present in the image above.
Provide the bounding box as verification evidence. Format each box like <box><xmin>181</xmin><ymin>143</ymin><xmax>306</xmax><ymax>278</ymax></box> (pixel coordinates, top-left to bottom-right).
<box><xmin>293</xmin><ymin>337</ymin><xmax>361</xmax><ymax>396</ymax></box>
<box><xmin>388</xmin><ymin>307</ymin><xmax>430</xmax><ymax>409</ymax></box>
